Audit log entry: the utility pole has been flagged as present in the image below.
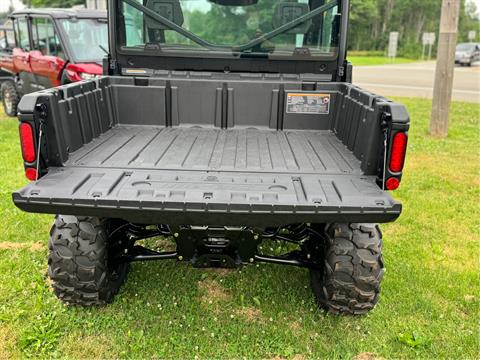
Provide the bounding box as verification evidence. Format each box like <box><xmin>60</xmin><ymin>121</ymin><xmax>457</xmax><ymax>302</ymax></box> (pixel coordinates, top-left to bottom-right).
<box><xmin>430</xmin><ymin>0</ymin><xmax>461</xmax><ymax>137</ymax></box>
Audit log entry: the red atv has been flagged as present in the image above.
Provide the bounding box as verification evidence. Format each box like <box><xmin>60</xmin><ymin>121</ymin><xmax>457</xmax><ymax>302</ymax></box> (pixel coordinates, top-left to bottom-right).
<box><xmin>0</xmin><ymin>8</ymin><xmax>107</xmax><ymax>117</ymax></box>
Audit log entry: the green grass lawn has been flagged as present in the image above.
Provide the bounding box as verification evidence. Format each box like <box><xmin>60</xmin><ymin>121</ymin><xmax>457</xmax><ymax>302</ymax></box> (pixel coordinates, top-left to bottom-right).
<box><xmin>348</xmin><ymin>56</ymin><xmax>419</xmax><ymax>66</ymax></box>
<box><xmin>0</xmin><ymin>99</ymin><xmax>479</xmax><ymax>359</ymax></box>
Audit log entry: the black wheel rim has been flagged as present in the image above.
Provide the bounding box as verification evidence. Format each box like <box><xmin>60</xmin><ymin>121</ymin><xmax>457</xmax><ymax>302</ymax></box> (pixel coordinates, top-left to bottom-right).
<box><xmin>3</xmin><ymin>89</ymin><xmax>13</xmax><ymax>114</ymax></box>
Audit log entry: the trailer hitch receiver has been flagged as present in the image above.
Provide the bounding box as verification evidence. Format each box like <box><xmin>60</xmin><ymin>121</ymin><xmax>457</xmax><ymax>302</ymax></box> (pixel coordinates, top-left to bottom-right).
<box><xmin>175</xmin><ymin>227</ymin><xmax>259</xmax><ymax>268</ymax></box>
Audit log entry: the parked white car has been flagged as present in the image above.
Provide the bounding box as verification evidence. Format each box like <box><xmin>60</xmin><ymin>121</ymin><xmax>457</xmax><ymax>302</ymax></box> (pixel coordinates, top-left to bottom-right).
<box><xmin>455</xmin><ymin>43</ymin><xmax>480</xmax><ymax>66</ymax></box>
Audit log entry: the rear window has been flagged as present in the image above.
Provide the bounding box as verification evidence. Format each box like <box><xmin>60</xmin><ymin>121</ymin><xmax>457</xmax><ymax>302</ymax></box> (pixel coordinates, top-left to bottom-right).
<box><xmin>456</xmin><ymin>43</ymin><xmax>476</xmax><ymax>52</ymax></box>
<box><xmin>119</xmin><ymin>0</ymin><xmax>340</xmax><ymax>60</ymax></box>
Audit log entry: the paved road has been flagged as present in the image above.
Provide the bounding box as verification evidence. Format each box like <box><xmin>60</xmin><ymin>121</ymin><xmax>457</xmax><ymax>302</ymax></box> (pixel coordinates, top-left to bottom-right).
<box><xmin>353</xmin><ymin>61</ymin><xmax>480</xmax><ymax>103</ymax></box>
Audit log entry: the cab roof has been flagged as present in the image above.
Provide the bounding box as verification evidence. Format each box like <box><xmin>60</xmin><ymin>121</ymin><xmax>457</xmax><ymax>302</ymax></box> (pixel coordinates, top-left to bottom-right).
<box><xmin>10</xmin><ymin>8</ymin><xmax>107</xmax><ymax>19</ymax></box>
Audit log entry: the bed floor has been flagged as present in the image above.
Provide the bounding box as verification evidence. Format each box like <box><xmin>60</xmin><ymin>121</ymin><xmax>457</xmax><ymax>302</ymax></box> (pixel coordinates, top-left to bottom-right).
<box><xmin>66</xmin><ymin>126</ymin><xmax>363</xmax><ymax>175</ymax></box>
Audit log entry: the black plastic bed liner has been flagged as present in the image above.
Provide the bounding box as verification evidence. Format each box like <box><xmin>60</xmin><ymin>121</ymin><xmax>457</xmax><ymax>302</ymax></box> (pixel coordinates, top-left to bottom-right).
<box><xmin>65</xmin><ymin>126</ymin><xmax>363</xmax><ymax>174</ymax></box>
<box><xmin>13</xmin><ymin>126</ymin><xmax>401</xmax><ymax>226</ymax></box>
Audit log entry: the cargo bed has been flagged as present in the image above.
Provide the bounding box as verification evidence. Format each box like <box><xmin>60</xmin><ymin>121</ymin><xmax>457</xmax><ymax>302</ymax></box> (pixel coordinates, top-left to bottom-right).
<box><xmin>13</xmin><ymin>74</ymin><xmax>408</xmax><ymax>226</ymax></box>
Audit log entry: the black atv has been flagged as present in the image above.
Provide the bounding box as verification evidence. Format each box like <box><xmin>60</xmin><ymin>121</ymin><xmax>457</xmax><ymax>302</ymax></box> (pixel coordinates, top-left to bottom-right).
<box><xmin>13</xmin><ymin>0</ymin><xmax>409</xmax><ymax>315</ymax></box>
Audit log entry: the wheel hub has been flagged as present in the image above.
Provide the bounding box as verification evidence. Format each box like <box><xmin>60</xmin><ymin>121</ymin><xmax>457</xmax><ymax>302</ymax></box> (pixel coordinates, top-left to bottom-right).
<box><xmin>3</xmin><ymin>90</ymin><xmax>12</xmax><ymax>114</ymax></box>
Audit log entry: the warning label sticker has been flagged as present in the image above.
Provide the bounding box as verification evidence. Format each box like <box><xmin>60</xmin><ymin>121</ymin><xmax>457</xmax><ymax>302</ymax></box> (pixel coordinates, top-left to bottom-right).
<box><xmin>286</xmin><ymin>93</ymin><xmax>330</xmax><ymax>114</ymax></box>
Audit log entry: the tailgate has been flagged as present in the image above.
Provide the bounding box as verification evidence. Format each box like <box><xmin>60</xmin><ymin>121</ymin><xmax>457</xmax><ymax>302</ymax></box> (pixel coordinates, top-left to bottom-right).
<box><xmin>13</xmin><ymin>167</ymin><xmax>401</xmax><ymax>226</ymax></box>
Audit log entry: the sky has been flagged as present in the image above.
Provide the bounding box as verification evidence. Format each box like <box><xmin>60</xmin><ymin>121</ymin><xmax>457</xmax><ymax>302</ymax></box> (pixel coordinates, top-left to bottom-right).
<box><xmin>470</xmin><ymin>0</ymin><xmax>480</xmax><ymax>16</ymax></box>
<box><xmin>1</xmin><ymin>0</ymin><xmax>479</xmax><ymax>16</ymax></box>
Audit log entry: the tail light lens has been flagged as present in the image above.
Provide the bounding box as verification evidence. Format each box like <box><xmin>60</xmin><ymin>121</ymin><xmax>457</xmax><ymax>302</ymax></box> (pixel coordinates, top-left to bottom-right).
<box><xmin>385</xmin><ymin>177</ymin><xmax>400</xmax><ymax>191</ymax></box>
<box><xmin>25</xmin><ymin>168</ymin><xmax>37</xmax><ymax>181</ymax></box>
<box><xmin>389</xmin><ymin>132</ymin><xmax>408</xmax><ymax>173</ymax></box>
<box><xmin>19</xmin><ymin>122</ymin><xmax>36</xmax><ymax>163</ymax></box>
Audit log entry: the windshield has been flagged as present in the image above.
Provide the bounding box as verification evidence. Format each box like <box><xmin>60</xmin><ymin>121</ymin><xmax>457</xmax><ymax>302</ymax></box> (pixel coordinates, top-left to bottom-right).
<box><xmin>119</xmin><ymin>0</ymin><xmax>340</xmax><ymax>59</ymax></box>
<box><xmin>60</xmin><ymin>18</ymin><xmax>108</xmax><ymax>62</ymax></box>
<box><xmin>456</xmin><ymin>43</ymin><xmax>476</xmax><ymax>52</ymax></box>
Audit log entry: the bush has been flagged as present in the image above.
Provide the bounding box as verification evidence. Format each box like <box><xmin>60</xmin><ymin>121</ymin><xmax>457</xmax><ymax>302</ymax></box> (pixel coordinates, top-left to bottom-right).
<box><xmin>348</xmin><ymin>50</ymin><xmax>386</xmax><ymax>57</ymax></box>
<box><xmin>398</xmin><ymin>42</ymin><xmax>433</xmax><ymax>59</ymax></box>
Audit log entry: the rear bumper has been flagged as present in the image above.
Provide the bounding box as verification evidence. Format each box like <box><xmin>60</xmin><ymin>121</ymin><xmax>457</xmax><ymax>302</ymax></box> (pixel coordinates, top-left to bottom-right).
<box><xmin>13</xmin><ymin>167</ymin><xmax>402</xmax><ymax>227</ymax></box>
<box><xmin>13</xmin><ymin>195</ymin><xmax>402</xmax><ymax>226</ymax></box>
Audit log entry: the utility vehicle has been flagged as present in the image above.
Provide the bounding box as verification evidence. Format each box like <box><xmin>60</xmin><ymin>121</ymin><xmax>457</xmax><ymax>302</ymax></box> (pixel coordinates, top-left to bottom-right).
<box><xmin>0</xmin><ymin>8</ymin><xmax>107</xmax><ymax>117</ymax></box>
<box><xmin>12</xmin><ymin>0</ymin><xmax>409</xmax><ymax>315</ymax></box>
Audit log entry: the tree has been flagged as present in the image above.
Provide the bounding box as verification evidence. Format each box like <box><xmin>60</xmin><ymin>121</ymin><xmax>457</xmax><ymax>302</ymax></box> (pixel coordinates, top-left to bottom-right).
<box><xmin>458</xmin><ymin>1</ymin><xmax>479</xmax><ymax>42</ymax></box>
<box><xmin>348</xmin><ymin>0</ymin><xmax>380</xmax><ymax>50</ymax></box>
<box><xmin>20</xmin><ymin>0</ymin><xmax>84</xmax><ymax>7</ymax></box>
<box><xmin>347</xmin><ymin>0</ymin><xmax>479</xmax><ymax>57</ymax></box>
<box><xmin>0</xmin><ymin>0</ymin><xmax>14</xmax><ymax>17</ymax></box>
<box><xmin>21</xmin><ymin>0</ymin><xmax>479</xmax><ymax>53</ymax></box>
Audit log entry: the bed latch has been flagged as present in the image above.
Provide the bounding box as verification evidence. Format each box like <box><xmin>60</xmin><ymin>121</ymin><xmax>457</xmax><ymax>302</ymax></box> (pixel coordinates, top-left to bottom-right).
<box><xmin>34</xmin><ymin>103</ymin><xmax>48</xmax><ymax>181</ymax></box>
<box><xmin>380</xmin><ymin>112</ymin><xmax>392</xmax><ymax>190</ymax></box>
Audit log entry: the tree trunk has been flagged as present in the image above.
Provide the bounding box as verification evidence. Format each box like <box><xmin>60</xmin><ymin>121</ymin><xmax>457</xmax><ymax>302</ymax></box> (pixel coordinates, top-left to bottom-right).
<box><xmin>415</xmin><ymin>13</ymin><xmax>426</xmax><ymax>43</ymax></box>
<box><xmin>382</xmin><ymin>0</ymin><xmax>396</xmax><ymax>33</ymax></box>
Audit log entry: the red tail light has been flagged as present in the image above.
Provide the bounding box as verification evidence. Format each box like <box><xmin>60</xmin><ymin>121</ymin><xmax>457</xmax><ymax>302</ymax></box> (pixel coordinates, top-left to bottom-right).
<box><xmin>25</xmin><ymin>168</ymin><xmax>37</xmax><ymax>181</ymax></box>
<box><xmin>19</xmin><ymin>123</ymin><xmax>36</xmax><ymax>163</ymax></box>
<box><xmin>385</xmin><ymin>177</ymin><xmax>400</xmax><ymax>191</ymax></box>
<box><xmin>389</xmin><ymin>132</ymin><xmax>408</xmax><ymax>173</ymax></box>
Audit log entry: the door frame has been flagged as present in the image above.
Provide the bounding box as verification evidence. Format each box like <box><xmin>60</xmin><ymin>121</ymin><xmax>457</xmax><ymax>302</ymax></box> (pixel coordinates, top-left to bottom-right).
<box><xmin>11</xmin><ymin>15</ymin><xmax>35</xmax><ymax>95</ymax></box>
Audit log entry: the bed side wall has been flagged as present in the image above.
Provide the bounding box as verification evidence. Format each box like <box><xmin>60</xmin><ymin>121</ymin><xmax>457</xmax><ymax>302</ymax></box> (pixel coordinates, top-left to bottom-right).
<box><xmin>330</xmin><ymin>85</ymin><xmax>387</xmax><ymax>175</ymax></box>
<box><xmin>17</xmin><ymin>77</ymin><xmax>116</xmax><ymax>168</ymax></box>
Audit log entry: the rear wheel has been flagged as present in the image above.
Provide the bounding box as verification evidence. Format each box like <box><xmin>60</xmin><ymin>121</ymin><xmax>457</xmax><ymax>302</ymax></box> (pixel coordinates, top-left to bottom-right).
<box><xmin>309</xmin><ymin>223</ymin><xmax>384</xmax><ymax>315</ymax></box>
<box><xmin>1</xmin><ymin>80</ymin><xmax>20</xmax><ymax>117</ymax></box>
<box><xmin>48</xmin><ymin>215</ymin><xmax>129</xmax><ymax>306</ymax></box>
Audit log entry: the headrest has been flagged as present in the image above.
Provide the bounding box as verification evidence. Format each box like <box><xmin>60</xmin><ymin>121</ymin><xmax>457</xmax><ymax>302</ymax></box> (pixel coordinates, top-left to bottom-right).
<box><xmin>273</xmin><ymin>2</ymin><xmax>311</xmax><ymax>35</ymax></box>
<box><xmin>145</xmin><ymin>0</ymin><xmax>184</xmax><ymax>30</ymax></box>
